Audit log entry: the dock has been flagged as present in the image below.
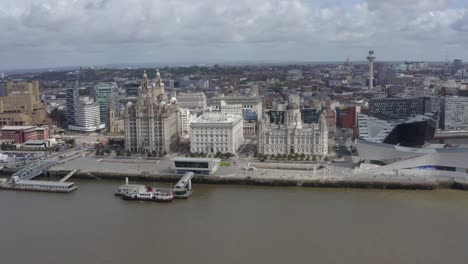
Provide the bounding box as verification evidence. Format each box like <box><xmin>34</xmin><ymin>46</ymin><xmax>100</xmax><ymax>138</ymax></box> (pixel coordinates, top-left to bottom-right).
<box><xmin>0</xmin><ymin>180</ymin><xmax>78</xmax><ymax>193</ymax></box>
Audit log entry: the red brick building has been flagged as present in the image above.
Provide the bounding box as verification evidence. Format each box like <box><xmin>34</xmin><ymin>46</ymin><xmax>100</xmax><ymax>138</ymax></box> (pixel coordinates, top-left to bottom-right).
<box><xmin>0</xmin><ymin>126</ymin><xmax>50</xmax><ymax>144</ymax></box>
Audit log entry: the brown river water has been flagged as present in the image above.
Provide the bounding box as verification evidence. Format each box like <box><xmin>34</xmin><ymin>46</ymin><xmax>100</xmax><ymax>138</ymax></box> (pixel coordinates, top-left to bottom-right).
<box><xmin>1</xmin><ymin>180</ymin><xmax>468</xmax><ymax>264</ymax></box>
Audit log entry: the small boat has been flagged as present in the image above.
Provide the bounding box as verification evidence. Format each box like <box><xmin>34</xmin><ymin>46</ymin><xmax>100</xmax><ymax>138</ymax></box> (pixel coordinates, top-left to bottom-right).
<box><xmin>121</xmin><ymin>187</ymin><xmax>174</xmax><ymax>202</ymax></box>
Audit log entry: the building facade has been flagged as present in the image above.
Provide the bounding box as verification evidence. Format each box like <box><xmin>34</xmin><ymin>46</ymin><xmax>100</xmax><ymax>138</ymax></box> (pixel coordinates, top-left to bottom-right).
<box><xmin>0</xmin><ymin>125</ymin><xmax>49</xmax><ymax>144</ymax></box>
<box><xmin>190</xmin><ymin>114</ymin><xmax>243</xmax><ymax>154</ymax></box>
<box><xmin>124</xmin><ymin>70</ymin><xmax>180</xmax><ymax>155</ymax></box>
<box><xmin>442</xmin><ymin>97</ymin><xmax>468</xmax><ymax>130</ymax></box>
<box><xmin>369</xmin><ymin>97</ymin><xmax>437</xmax><ymax>121</ymax></box>
<box><xmin>68</xmin><ymin>96</ymin><xmax>102</xmax><ymax>132</ymax></box>
<box><xmin>0</xmin><ymin>80</ymin><xmax>48</xmax><ymax>126</ymax></box>
<box><xmin>95</xmin><ymin>82</ymin><xmax>118</xmax><ymax>127</ymax></box>
<box><xmin>65</xmin><ymin>72</ymin><xmax>79</xmax><ymax>126</ymax></box>
<box><xmin>257</xmin><ymin>95</ymin><xmax>328</xmax><ymax>156</ymax></box>
<box><xmin>176</xmin><ymin>92</ymin><xmax>207</xmax><ymax>111</ymax></box>
<box><xmin>178</xmin><ymin>108</ymin><xmax>196</xmax><ymax>138</ymax></box>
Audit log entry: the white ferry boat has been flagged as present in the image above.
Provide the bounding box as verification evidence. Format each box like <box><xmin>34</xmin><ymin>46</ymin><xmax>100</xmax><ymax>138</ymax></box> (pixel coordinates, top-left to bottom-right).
<box><xmin>121</xmin><ymin>187</ymin><xmax>174</xmax><ymax>202</ymax></box>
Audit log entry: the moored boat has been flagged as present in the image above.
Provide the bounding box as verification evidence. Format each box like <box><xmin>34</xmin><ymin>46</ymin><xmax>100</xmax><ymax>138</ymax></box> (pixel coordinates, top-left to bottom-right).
<box><xmin>121</xmin><ymin>187</ymin><xmax>174</xmax><ymax>202</ymax></box>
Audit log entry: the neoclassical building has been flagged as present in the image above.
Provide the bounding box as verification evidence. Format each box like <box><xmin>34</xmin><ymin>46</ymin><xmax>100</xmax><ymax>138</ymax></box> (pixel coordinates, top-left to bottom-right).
<box><xmin>257</xmin><ymin>95</ymin><xmax>328</xmax><ymax>156</ymax></box>
<box><xmin>124</xmin><ymin>70</ymin><xmax>179</xmax><ymax>155</ymax></box>
<box><xmin>190</xmin><ymin>114</ymin><xmax>244</xmax><ymax>154</ymax></box>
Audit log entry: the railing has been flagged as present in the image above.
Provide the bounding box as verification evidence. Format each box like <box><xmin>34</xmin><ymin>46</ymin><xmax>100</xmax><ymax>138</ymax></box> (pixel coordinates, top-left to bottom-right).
<box><xmin>11</xmin><ymin>159</ymin><xmax>58</xmax><ymax>182</ymax></box>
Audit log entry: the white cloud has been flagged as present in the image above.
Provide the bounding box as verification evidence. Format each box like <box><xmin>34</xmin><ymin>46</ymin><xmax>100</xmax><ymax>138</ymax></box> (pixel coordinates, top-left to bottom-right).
<box><xmin>0</xmin><ymin>0</ymin><xmax>466</xmax><ymax>69</ymax></box>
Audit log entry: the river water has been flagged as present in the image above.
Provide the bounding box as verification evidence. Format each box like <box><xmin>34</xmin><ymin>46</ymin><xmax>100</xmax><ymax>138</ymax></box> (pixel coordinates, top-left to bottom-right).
<box><xmin>1</xmin><ymin>180</ymin><xmax>468</xmax><ymax>264</ymax></box>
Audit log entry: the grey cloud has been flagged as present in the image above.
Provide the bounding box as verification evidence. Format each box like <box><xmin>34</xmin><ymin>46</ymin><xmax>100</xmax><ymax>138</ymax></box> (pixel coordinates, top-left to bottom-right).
<box><xmin>0</xmin><ymin>0</ymin><xmax>466</xmax><ymax>70</ymax></box>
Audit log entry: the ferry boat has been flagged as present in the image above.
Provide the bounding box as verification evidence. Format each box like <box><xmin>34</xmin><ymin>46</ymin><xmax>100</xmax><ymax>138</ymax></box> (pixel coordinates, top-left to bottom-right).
<box><xmin>115</xmin><ymin>184</ymin><xmax>146</xmax><ymax>196</ymax></box>
<box><xmin>121</xmin><ymin>187</ymin><xmax>174</xmax><ymax>202</ymax></box>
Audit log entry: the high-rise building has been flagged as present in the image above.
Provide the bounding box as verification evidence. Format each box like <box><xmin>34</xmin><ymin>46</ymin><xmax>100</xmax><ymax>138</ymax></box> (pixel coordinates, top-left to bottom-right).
<box><xmin>257</xmin><ymin>94</ymin><xmax>328</xmax><ymax>156</ymax></box>
<box><xmin>95</xmin><ymin>82</ymin><xmax>118</xmax><ymax>127</ymax></box>
<box><xmin>0</xmin><ymin>79</ymin><xmax>7</xmax><ymax>97</ymax></box>
<box><xmin>377</xmin><ymin>64</ymin><xmax>397</xmax><ymax>86</ymax></box>
<box><xmin>441</xmin><ymin>97</ymin><xmax>468</xmax><ymax>130</ymax></box>
<box><xmin>0</xmin><ymin>80</ymin><xmax>48</xmax><ymax>126</ymax></box>
<box><xmin>65</xmin><ymin>71</ymin><xmax>79</xmax><ymax>126</ymax></box>
<box><xmin>453</xmin><ymin>59</ymin><xmax>463</xmax><ymax>74</ymax></box>
<box><xmin>124</xmin><ymin>81</ymin><xmax>140</xmax><ymax>97</ymax></box>
<box><xmin>190</xmin><ymin>114</ymin><xmax>244</xmax><ymax>154</ymax></box>
<box><xmin>367</xmin><ymin>50</ymin><xmax>376</xmax><ymax>90</ymax></box>
<box><xmin>124</xmin><ymin>70</ymin><xmax>180</xmax><ymax>155</ymax></box>
<box><xmin>68</xmin><ymin>96</ymin><xmax>102</xmax><ymax>132</ymax></box>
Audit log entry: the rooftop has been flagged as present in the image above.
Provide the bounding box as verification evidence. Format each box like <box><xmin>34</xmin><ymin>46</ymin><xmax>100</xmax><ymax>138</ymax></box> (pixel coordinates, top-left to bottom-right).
<box><xmin>193</xmin><ymin>114</ymin><xmax>242</xmax><ymax>124</ymax></box>
<box><xmin>1</xmin><ymin>126</ymin><xmax>37</xmax><ymax>130</ymax></box>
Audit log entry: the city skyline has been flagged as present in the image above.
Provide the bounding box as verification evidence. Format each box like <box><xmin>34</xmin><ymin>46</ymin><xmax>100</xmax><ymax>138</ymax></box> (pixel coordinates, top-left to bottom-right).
<box><xmin>1</xmin><ymin>0</ymin><xmax>467</xmax><ymax>70</ymax></box>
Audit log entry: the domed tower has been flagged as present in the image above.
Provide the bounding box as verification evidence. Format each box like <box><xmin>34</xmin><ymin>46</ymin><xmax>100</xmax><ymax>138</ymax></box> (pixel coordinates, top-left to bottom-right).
<box><xmin>286</xmin><ymin>94</ymin><xmax>302</xmax><ymax>129</ymax></box>
<box><xmin>141</xmin><ymin>70</ymin><xmax>149</xmax><ymax>97</ymax></box>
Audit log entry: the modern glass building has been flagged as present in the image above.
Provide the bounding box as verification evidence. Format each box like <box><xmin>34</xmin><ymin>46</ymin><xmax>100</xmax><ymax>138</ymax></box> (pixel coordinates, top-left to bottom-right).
<box><xmin>95</xmin><ymin>82</ymin><xmax>118</xmax><ymax>127</ymax></box>
<box><xmin>65</xmin><ymin>71</ymin><xmax>79</xmax><ymax>127</ymax></box>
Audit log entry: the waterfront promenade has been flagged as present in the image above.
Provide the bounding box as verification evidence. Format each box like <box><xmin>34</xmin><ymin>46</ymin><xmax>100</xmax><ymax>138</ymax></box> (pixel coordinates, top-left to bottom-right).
<box><xmin>47</xmin><ymin>156</ymin><xmax>468</xmax><ymax>190</ymax></box>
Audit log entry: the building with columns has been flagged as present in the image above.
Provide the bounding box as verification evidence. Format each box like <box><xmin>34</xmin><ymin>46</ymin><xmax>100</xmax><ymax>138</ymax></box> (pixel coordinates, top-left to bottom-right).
<box><xmin>190</xmin><ymin>114</ymin><xmax>243</xmax><ymax>154</ymax></box>
<box><xmin>124</xmin><ymin>70</ymin><xmax>180</xmax><ymax>155</ymax></box>
<box><xmin>257</xmin><ymin>95</ymin><xmax>328</xmax><ymax>156</ymax></box>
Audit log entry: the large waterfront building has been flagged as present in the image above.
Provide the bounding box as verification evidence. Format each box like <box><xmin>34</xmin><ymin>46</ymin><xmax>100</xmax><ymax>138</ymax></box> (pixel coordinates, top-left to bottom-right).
<box><xmin>176</xmin><ymin>92</ymin><xmax>207</xmax><ymax>111</ymax></box>
<box><xmin>65</xmin><ymin>71</ymin><xmax>79</xmax><ymax>126</ymax></box>
<box><xmin>124</xmin><ymin>70</ymin><xmax>180</xmax><ymax>155</ymax></box>
<box><xmin>0</xmin><ymin>80</ymin><xmax>48</xmax><ymax>126</ymax></box>
<box><xmin>257</xmin><ymin>95</ymin><xmax>328</xmax><ymax>156</ymax></box>
<box><xmin>442</xmin><ymin>97</ymin><xmax>468</xmax><ymax>130</ymax></box>
<box><xmin>358</xmin><ymin>112</ymin><xmax>436</xmax><ymax>147</ymax></box>
<box><xmin>356</xmin><ymin>139</ymin><xmax>468</xmax><ymax>178</ymax></box>
<box><xmin>190</xmin><ymin>114</ymin><xmax>243</xmax><ymax>154</ymax></box>
<box><xmin>68</xmin><ymin>96</ymin><xmax>102</xmax><ymax>132</ymax></box>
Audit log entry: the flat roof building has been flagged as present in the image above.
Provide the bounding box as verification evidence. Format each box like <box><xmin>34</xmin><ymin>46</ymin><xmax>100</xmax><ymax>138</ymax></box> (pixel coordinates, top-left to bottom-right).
<box><xmin>190</xmin><ymin>114</ymin><xmax>243</xmax><ymax>154</ymax></box>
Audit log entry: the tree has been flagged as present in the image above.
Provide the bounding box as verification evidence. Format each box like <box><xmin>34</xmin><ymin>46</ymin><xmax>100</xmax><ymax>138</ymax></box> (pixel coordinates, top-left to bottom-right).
<box><xmin>65</xmin><ymin>138</ymin><xmax>76</xmax><ymax>148</ymax></box>
<box><xmin>126</xmin><ymin>150</ymin><xmax>131</xmax><ymax>157</ymax></box>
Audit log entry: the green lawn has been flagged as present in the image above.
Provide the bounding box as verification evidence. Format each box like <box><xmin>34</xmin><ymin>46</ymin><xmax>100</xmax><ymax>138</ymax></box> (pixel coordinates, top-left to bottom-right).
<box><xmin>219</xmin><ymin>161</ymin><xmax>231</xmax><ymax>167</ymax></box>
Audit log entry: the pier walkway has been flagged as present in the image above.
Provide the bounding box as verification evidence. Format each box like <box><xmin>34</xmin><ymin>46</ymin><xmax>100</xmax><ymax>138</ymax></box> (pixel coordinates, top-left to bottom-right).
<box><xmin>11</xmin><ymin>159</ymin><xmax>58</xmax><ymax>182</ymax></box>
<box><xmin>59</xmin><ymin>169</ymin><xmax>79</xmax><ymax>182</ymax></box>
<box><xmin>174</xmin><ymin>172</ymin><xmax>194</xmax><ymax>190</ymax></box>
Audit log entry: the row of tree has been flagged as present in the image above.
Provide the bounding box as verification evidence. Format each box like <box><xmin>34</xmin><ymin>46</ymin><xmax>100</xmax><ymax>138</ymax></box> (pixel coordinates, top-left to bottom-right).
<box><xmin>185</xmin><ymin>152</ymin><xmax>234</xmax><ymax>159</ymax></box>
<box><xmin>257</xmin><ymin>153</ymin><xmax>327</xmax><ymax>162</ymax></box>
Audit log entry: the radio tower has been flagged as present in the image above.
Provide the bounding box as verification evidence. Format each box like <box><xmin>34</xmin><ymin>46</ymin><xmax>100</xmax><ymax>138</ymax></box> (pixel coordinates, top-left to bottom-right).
<box><xmin>367</xmin><ymin>50</ymin><xmax>376</xmax><ymax>90</ymax></box>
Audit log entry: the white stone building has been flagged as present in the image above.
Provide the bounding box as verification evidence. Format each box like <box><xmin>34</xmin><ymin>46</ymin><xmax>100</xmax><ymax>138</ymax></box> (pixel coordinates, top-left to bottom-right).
<box><xmin>176</xmin><ymin>92</ymin><xmax>207</xmax><ymax>111</ymax></box>
<box><xmin>208</xmin><ymin>96</ymin><xmax>263</xmax><ymax>121</ymax></box>
<box><xmin>179</xmin><ymin>108</ymin><xmax>196</xmax><ymax>138</ymax></box>
<box><xmin>220</xmin><ymin>100</ymin><xmax>242</xmax><ymax>116</ymax></box>
<box><xmin>190</xmin><ymin>114</ymin><xmax>244</xmax><ymax>154</ymax></box>
<box><xmin>257</xmin><ymin>95</ymin><xmax>328</xmax><ymax>156</ymax></box>
<box><xmin>124</xmin><ymin>70</ymin><xmax>180</xmax><ymax>155</ymax></box>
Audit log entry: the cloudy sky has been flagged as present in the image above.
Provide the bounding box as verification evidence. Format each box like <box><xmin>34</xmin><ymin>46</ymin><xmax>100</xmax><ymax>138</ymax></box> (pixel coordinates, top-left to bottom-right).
<box><xmin>0</xmin><ymin>0</ymin><xmax>467</xmax><ymax>70</ymax></box>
